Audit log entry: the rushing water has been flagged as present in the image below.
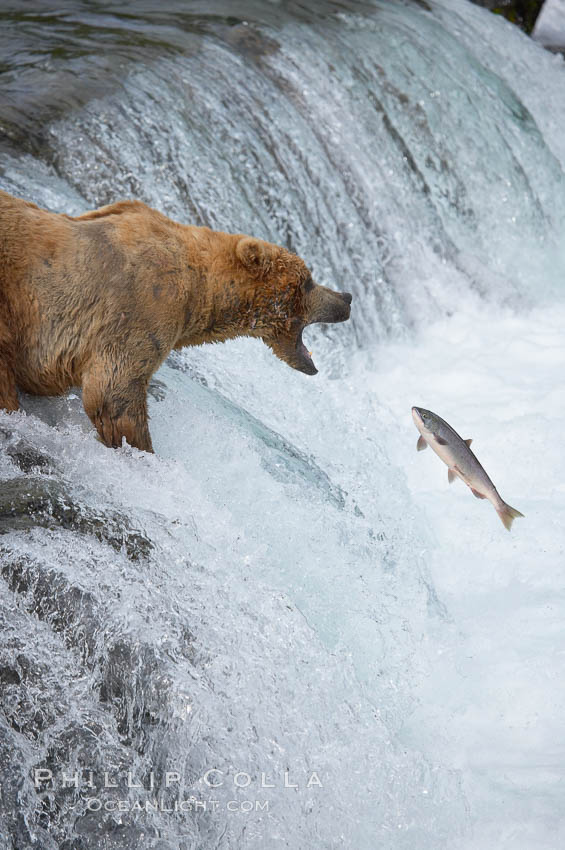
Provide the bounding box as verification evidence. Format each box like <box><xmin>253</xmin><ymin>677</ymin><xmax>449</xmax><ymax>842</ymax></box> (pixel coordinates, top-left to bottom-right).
<box><xmin>1</xmin><ymin>1</ymin><xmax>564</xmax><ymax>848</ymax></box>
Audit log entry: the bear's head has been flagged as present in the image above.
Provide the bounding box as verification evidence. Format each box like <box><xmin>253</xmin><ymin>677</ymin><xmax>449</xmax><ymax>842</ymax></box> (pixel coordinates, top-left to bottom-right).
<box><xmin>235</xmin><ymin>236</ymin><xmax>352</xmax><ymax>375</ymax></box>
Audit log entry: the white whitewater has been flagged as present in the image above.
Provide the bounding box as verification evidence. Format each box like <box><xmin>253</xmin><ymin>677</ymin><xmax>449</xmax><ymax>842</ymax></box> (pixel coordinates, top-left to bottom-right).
<box><xmin>0</xmin><ymin>1</ymin><xmax>564</xmax><ymax>847</ymax></box>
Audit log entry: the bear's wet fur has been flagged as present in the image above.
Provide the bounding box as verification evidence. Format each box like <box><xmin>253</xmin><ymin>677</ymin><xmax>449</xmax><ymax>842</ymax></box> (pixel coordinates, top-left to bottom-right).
<box><xmin>0</xmin><ymin>191</ymin><xmax>351</xmax><ymax>452</ymax></box>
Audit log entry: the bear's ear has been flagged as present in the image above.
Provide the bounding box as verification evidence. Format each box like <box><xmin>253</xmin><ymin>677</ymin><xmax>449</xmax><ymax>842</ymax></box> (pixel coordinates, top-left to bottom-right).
<box><xmin>236</xmin><ymin>237</ymin><xmax>273</xmax><ymax>278</ymax></box>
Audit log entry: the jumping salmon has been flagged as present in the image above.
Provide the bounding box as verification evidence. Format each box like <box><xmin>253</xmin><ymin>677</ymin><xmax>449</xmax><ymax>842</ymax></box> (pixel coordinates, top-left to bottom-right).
<box><xmin>412</xmin><ymin>406</ymin><xmax>524</xmax><ymax>531</ymax></box>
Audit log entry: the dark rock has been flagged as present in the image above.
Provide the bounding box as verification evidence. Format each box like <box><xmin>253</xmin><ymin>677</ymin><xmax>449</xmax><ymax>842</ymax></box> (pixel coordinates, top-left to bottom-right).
<box><xmin>225</xmin><ymin>23</ymin><xmax>280</xmax><ymax>62</ymax></box>
<box><xmin>0</xmin><ymin>549</ymin><xmax>196</xmax><ymax>848</ymax></box>
<box><xmin>6</xmin><ymin>443</ymin><xmax>53</xmax><ymax>474</ymax></box>
<box><xmin>469</xmin><ymin>0</ymin><xmax>544</xmax><ymax>33</ymax></box>
<box><xmin>0</xmin><ymin>477</ymin><xmax>152</xmax><ymax>560</ymax></box>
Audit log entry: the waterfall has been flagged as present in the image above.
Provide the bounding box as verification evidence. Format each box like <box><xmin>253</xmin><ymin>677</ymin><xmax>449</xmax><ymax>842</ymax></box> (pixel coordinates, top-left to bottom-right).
<box><xmin>1</xmin><ymin>1</ymin><xmax>564</xmax><ymax>847</ymax></box>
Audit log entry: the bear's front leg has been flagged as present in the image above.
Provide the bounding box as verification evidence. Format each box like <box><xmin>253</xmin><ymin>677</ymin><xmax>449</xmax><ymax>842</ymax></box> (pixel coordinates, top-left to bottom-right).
<box><xmin>0</xmin><ymin>362</ymin><xmax>19</xmax><ymax>412</ymax></box>
<box><xmin>0</xmin><ymin>338</ymin><xmax>19</xmax><ymax>412</ymax></box>
<box><xmin>82</xmin><ymin>361</ymin><xmax>154</xmax><ymax>453</ymax></box>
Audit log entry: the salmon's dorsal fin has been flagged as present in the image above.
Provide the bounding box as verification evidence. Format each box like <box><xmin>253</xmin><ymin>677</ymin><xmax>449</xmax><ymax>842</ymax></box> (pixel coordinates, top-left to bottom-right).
<box><xmin>448</xmin><ymin>469</ymin><xmax>456</xmax><ymax>484</ymax></box>
<box><xmin>465</xmin><ymin>438</ymin><xmax>473</xmax><ymax>447</ymax></box>
<box><xmin>471</xmin><ymin>487</ymin><xmax>486</xmax><ymax>500</ymax></box>
<box><xmin>417</xmin><ymin>436</ymin><xmax>427</xmax><ymax>452</ymax></box>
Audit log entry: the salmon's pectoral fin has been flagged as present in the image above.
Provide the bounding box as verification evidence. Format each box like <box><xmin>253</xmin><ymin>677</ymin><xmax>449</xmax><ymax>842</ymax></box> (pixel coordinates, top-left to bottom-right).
<box><xmin>448</xmin><ymin>468</ymin><xmax>457</xmax><ymax>484</ymax></box>
<box><xmin>435</xmin><ymin>436</ymin><xmax>448</xmax><ymax>445</ymax></box>
<box><xmin>496</xmin><ymin>503</ymin><xmax>525</xmax><ymax>532</ymax></box>
<box><xmin>417</xmin><ymin>436</ymin><xmax>427</xmax><ymax>451</ymax></box>
<box><xmin>465</xmin><ymin>438</ymin><xmax>473</xmax><ymax>446</ymax></box>
<box><xmin>470</xmin><ymin>488</ymin><xmax>486</xmax><ymax>500</ymax></box>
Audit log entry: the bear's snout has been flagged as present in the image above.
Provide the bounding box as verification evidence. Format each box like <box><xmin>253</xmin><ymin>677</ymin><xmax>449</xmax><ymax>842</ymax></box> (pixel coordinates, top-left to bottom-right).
<box><xmin>325</xmin><ymin>290</ymin><xmax>351</xmax><ymax>323</ymax></box>
<box><xmin>336</xmin><ymin>291</ymin><xmax>352</xmax><ymax>321</ymax></box>
<box><xmin>306</xmin><ymin>284</ymin><xmax>352</xmax><ymax>325</ymax></box>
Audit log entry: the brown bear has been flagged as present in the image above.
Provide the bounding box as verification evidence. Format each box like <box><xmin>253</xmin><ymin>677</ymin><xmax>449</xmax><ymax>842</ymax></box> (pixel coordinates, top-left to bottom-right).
<box><xmin>0</xmin><ymin>190</ymin><xmax>351</xmax><ymax>452</ymax></box>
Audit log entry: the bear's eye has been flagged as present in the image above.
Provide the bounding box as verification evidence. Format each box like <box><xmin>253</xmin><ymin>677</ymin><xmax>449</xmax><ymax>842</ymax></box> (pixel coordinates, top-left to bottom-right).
<box><xmin>303</xmin><ymin>276</ymin><xmax>314</xmax><ymax>293</ymax></box>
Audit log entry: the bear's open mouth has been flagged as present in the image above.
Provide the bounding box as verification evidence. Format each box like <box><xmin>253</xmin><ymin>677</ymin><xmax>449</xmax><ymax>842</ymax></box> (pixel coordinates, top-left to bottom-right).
<box><xmin>296</xmin><ymin>327</ymin><xmax>317</xmax><ymax>375</ymax></box>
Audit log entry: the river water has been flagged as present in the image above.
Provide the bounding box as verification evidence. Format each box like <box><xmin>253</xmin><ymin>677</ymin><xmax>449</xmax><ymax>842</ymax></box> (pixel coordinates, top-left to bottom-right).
<box><xmin>1</xmin><ymin>1</ymin><xmax>564</xmax><ymax>848</ymax></box>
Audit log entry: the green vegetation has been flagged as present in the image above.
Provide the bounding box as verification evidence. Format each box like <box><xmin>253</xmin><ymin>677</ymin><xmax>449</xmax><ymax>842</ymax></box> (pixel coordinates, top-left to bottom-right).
<box><xmin>473</xmin><ymin>0</ymin><xmax>545</xmax><ymax>34</ymax></box>
<box><xmin>494</xmin><ymin>1</ymin><xmax>544</xmax><ymax>33</ymax></box>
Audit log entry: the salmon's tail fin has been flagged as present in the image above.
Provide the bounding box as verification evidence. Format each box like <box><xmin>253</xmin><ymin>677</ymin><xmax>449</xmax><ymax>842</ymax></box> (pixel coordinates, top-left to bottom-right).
<box><xmin>496</xmin><ymin>502</ymin><xmax>525</xmax><ymax>532</ymax></box>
